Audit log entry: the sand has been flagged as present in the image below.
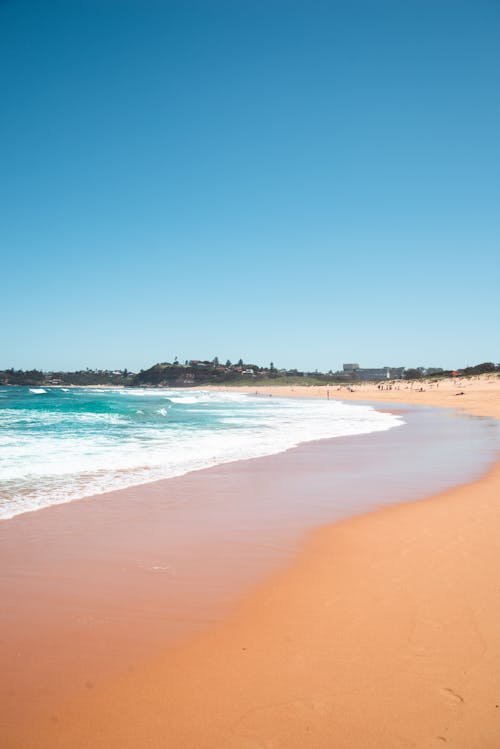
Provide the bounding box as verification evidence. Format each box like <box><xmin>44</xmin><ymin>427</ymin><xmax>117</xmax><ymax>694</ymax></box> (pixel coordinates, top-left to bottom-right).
<box><xmin>1</xmin><ymin>374</ymin><xmax>499</xmax><ymax>748</ymax></box>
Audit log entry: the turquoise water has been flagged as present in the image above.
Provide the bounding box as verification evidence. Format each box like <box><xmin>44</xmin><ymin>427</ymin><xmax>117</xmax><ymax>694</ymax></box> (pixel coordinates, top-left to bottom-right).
<box><xmin>0</xmin><ymin>386</ymin><xmax>403</xmax><ymax>518</ymax></box>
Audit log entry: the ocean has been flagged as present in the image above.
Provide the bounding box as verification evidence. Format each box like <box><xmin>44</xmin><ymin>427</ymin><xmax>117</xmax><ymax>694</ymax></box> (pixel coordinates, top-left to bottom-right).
<box><xmin>0</xmin><ymin>386</ymin><xmax>403</xmax><ymax>519</ymax></box>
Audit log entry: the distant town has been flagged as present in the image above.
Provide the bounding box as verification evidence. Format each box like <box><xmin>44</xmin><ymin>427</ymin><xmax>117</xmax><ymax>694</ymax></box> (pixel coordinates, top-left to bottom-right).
<box><xmin>0</xmin><ymin>360</ymin><xmax>498</xmax><ymax>388</ymax></box>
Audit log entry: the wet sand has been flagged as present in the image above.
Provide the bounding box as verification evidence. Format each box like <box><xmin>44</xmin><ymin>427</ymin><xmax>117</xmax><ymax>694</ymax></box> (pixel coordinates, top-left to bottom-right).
<box><xmin>1</xmin><ymin>380</ymin><xmax>499</xmax><ymax>748</ymax></box>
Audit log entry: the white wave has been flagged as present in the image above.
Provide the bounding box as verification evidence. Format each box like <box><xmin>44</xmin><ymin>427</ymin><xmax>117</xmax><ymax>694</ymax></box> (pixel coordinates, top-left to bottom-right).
<box><xmin>169</xmin><ymin>396</ymin><xmax>202</xmax><ymax>404</ymax></box>
<box><xmin>118</xmin><ymin>389</ymin><xmax>149</xmax><ymax>396</ymax></box>
<box><xmin>73</xmin><ymin>387</ymin><xmax>124</xmax><ymax>394</ymax></box>
<box><xmin>0</xmin><ymin>409</ymin><xmax>125</xmax><ymax>428</ymax></box>
<box><xmin>29</xmin><ymin>388</ymin><xmax>46</xmax><ymax>394</ymax></box>
<box><xmin>157</xmin><ymin>408</ymin><xmax>168</xmax><ymax>416</ymax></box>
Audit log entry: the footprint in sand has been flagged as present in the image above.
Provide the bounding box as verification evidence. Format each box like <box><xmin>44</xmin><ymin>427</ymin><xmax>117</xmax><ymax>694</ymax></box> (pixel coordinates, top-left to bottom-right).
<box><xmin>440</xmin><ymin>687</ymin><xmax>464</xmax><ymax>705</ymax></box>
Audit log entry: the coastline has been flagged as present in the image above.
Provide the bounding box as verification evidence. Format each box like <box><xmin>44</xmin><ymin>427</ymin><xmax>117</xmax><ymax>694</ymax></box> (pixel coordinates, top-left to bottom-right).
<box><xmin>205</xmin><ymin>372</ymin><xmax>500</xmax><ymax>420</ymax></box>
<box><xmin>1</xmin><ymin>379</ymin><xmax>499</xmax><ymax>747</ymax></box>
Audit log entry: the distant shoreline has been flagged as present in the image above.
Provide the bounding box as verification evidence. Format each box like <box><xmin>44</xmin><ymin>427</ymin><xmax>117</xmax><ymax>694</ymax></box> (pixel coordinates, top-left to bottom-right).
<box><xmin>206</xmin><ymin>371</ymin><xmax>500</xmax><ymax>420</ymax></box>
<box><xmin>2</xmin><ymin>363</ymin><xmax>498</xmax><ymax>390</ymax></box>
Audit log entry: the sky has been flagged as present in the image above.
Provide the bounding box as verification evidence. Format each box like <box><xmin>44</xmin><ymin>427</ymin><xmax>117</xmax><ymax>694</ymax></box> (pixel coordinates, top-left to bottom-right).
<box><xmin>1</xmin><ymin>0</ymin><xmax>498</xmax><ymax>372</ymax></box>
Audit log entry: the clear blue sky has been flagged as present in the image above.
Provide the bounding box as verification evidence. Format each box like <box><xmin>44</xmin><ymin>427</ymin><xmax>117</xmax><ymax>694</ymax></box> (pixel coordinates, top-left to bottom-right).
<box><xmin>1</xmin><ymin>0</ymin><xmax>498</xmax><ymax>372</ymax></box>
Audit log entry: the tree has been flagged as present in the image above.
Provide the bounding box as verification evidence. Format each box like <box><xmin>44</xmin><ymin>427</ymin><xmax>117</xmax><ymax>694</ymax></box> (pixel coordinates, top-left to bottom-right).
<box><xmin>213</xmin><ymin>356</ymin><xmax>219</xmax><ymax>367</ymax></box>
<box><xmin>225</xmin><ymin>359</ymin><xmax>232</xmax><ymax>367</ymax></box>
<box><xmin>463</xmin><ymin>362</ymin><xmax>496</xmax><ymax>375</ymax></box>
<box><xmin>404</xmin><ymin>368</ymin><xmax>422</xmax><ymax>380</ymax></box>
<box><xmin>270</xmin><ymin>362</ymin><xmax>275</xmax><ymax>371</ymax></box>
<box><xmin>237</xmin><ymin>358</ymin><xmax>244</xmax><ymax>367</ymax></box>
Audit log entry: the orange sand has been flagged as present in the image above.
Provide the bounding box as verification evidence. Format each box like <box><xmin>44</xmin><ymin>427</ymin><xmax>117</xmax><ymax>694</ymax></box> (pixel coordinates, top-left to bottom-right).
<box><xmin>2</xmin><ymin>375</ymin><xmax>499</xmax><ymax>748</ymax></box>
<box><xmin>29</xmin><ymin>464</ymin><xmax>500</xmax><ymax>749</ymax></box>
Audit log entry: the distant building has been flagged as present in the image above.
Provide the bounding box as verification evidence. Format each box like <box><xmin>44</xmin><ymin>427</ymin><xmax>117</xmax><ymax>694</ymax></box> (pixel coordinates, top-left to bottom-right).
<box><xmin>358</xmin><ymin>367</ymin><xmax>405</xmax><ymax>381</ymax></box>
<box><xmin>341</xmin><ymin>364</ymin><xmax>405</xmax><ymax>381</ymax></box>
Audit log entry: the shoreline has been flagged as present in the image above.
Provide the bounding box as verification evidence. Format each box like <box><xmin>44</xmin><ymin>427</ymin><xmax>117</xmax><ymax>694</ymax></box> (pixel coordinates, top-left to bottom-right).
<box><xmin>0</xmin><ymin>392</ymin><xmax>403</xmax><ymax>523</ymax></box>
<box><xmin>205</xmin><ymin>371</ymin><xmax>500</xmax><ymax>420</ymax></box>
<box><xmin>1</xmin><ymin>381</ymin><xmax>499</xmax><ymax>747</ymax></box>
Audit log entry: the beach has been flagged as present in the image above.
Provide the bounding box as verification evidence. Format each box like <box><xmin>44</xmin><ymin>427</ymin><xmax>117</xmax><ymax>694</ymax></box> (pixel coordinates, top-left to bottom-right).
<box><xmin>207</xmin><ymin>372</ymin><xmax>500</xmax><ymax>420</ymax></box>
<box><xmin>1</xmin><ymin>376</ymin><xmax>499</xmax><ymax>748</ymax></box>
<box><xmin>4</xmin><ymin>0</ymin><xmax>499</xmax><ymax>745</ymax></box>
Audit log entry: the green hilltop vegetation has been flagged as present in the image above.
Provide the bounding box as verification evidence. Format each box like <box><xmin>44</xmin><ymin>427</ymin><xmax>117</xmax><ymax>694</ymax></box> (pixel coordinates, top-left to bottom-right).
<box><xmin>0</xmin><ymin>360</ymin><xmax>498</xmax><ymax>388</ymax></box>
